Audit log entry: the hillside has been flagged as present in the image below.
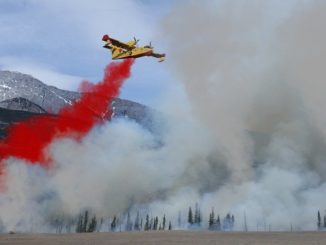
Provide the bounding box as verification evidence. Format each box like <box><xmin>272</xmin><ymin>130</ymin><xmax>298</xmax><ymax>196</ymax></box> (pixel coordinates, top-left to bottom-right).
<box><xmin>0</xmin><ymin>70</ymin><xmax>155</xmax><ymax>138</ymax></box>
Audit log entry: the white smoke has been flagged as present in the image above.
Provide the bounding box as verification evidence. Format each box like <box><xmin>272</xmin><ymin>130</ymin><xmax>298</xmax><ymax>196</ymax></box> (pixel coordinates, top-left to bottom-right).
<box><xmin>1</xmin><ymin>0</ymin><xmax>326</xmax><ymax>233</ymax></box>
<box><xmin>0</xmin><ymin>107</ymin><xmax>218</xmax><ymax>232</ymax></box>
<box><xmin>158</xmin><ymin>0</ymin><xmax>326</xmax><ymax>231</ymax></box>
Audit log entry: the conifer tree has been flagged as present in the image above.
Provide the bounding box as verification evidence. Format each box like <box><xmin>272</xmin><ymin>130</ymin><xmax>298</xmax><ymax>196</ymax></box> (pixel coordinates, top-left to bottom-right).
<box><xmin>87</xmin><ymin>216</ymin><xmax>97</xmax><ymax>232</ymax></box>
<box><xmin>208</xmin><ymin>213</ymin><xmax>213</xmax><ymax>230</ymax></box>
<box><xmin>223</xmin><ymin>213</ymin><xmax>231</xmax><ymax>230</ymax></box>
<box><xmin>111</xmin><ymin>216</ymin><xmax>117</xmax><ymax>231</ymax></box>
<box><xmin>150</xmin><ymin>216</ymin><xmax>153</xmax><ymax>230</ymax></box>
<box><xmin>125</xmin><ymin>212</ymin><xmax>132</xmax><ymax>231</ymax></box>
<box><xmin>223</xmin><ymin>213</ymin><xmax>232</xmax><ymax>230</ymax></box>
<box><xmin>178</xmin><ymin>211</ymin><xmax>182</xmax><ymax>228</ymax></box>
<box><xmin>76</xmin><ymin>214</ymin><xmax>83</xmax><ymax>233</ymax></box>
<box><xmin>163</xmin><ymin>214</ymin><xmax>166</xmax><ymax>230</ymax></box>
<box><xmin>134</xmin><ymin>211</ymin><xmax>140</xmax><ymax>231</ymax></box>
<box><xmin>188</xmin><ymin>207</ymin><xmax>193</xmax><ymax>224</ymax></box>
<box><xmin>198</xmin><ymin>208</ymin><xmax>201</xmax><ymax>224</ymax></box>
<box><xmin>318</xmin><ymin>211</ymin><xmax>321</xmax><ymax>229</ymax></box>
<box><xmin>144</xmin><ymin>214</ymin><xmax>150</xmax><ymax>231</ymax></box>
<box><xmin>244</xmin><ymin>212</ymin><xmax>248</xmax><ymax>232</ymax></box>
<box><xmin>231</xmin><ymin>215</ymin><xmax>235</xmax><ymax>230</ymax></box>
<box><xmin>194</xmin><ymin>203</ymin><xmax>201</xmax><ymax>225</ymax></box>
<box><xmin>168</xmin><ymin>221</ymin><xmax>172</xmax><ymax>230</ymax></box>
<box><xmin>83</xmin><ymin>210</ymin><xmax>89</xmax><ymax>232</ymax></box>
<box><xmin>216</xmin><ymin>216</ymin><xmax>221</xmax><ymax>231</ymax></box>
<box><xmin>153</xmin><ymin>217</ymin><xmax>157</xmax><ymax>230</ymax></box>
<box><xmin>208</xmin><ymin>208</ymin><xmax>215</xmax><ymax>230</ymax></box>
<box><xmin>97</xmin><ymin>218</ymin><xmax>103</xmax><ymax>232</ymax></box>
<box><xmin>154</xmin><ymin>216</ymin><xmax>159</xmax><ymax>230</ymax></box>
<box><xmin>140</xmin><ymin>218</ymin><xmax>143</xmax><ymax>230</ymax></box>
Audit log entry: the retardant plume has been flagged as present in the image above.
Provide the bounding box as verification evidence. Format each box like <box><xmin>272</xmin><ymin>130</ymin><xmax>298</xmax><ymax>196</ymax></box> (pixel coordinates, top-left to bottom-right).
<box><xmin>0</xmin><ymin>59</ymin><xmax>134</xmax><ymax>165</ymax></box>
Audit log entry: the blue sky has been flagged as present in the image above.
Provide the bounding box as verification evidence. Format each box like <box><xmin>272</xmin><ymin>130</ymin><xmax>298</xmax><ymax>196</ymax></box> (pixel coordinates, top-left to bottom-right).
<box><xmin>0</xmin><ymin>0</ymin><xmax>175</xmax><ymax>106</ymax></box>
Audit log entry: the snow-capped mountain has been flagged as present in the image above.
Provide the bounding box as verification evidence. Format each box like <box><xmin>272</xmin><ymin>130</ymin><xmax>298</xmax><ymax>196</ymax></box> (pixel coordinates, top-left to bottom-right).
<box><xmin>0</xmin><ymin>71</ymin><xmax>77</xmax><ymax>113</ymax></box>
<box><xmin>0</xmin><ymin>70</ymin><xmax>156</xmax><ymax>138</ymax></box>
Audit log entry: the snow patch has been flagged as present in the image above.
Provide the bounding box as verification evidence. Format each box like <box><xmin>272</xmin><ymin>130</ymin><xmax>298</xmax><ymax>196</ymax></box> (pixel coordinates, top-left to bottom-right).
<box><xmin>0</xmin><ymin>84</ymin><xmax>11</xmax><ymax>89</ymax></box>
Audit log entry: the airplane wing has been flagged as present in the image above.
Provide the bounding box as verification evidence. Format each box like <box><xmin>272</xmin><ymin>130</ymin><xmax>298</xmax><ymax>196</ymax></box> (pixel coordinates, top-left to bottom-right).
<box><xmin>108</xmin><ymin>37</ymin><xmax>133</xmax><ymax>50</ymax></box>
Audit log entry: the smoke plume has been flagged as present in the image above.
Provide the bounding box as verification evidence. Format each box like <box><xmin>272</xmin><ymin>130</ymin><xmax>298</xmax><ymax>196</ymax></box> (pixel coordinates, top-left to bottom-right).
<box><xmin>158</xmin><ymin>0</ymin><xmax>326</xmax><ymax>230</ymax></box>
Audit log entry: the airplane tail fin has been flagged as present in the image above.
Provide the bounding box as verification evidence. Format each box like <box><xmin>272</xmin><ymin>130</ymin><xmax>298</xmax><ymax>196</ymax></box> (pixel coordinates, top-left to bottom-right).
<box><xmin>102</xmin><ymin>34</ymin><xmax>110</xmax><ymax>42</ymax></box>
<box><xmin>102</xmin><ymin>34</ymin><xmax>112</xmax><ymax>50</ymax></box>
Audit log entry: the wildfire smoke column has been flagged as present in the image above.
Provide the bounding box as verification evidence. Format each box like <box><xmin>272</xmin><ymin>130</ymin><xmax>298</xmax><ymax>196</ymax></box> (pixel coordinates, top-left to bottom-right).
<box><xmin>0</xmin><ymin>59</ymin><xmax>134</xmax><ymax>166</ymax></box>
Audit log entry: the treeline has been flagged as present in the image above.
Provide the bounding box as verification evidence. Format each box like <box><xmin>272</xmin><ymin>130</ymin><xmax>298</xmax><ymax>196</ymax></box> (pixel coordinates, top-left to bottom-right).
<box><xmin>110</xmin><ymin>212</ymin><xmax>172</xmax><ymax>232</ymax></box>
<box><xmin>50</xmin><ymin>203</ymin><xmax>235</xmax><ymax>233</ymax></box>
<box><xmin>186</xmin><ymin>203</ymin><xmax>235</xmax><ymax>231</ymax></box>
<box><xmin>50</xmin><ymin>210</ymin><xmax>173</xmax><ymax>233</ymax></box>
<box><xmin>51</xmin><ymin>208</ymin><xmax>326</xmax><ymax>233</ymax></box>
<box><xmin>76</xmin><ymin>210</ymin><xmax>98</xmax><ymax>233</ymax></box>
<box><xmin>208</xmin><ymin>209</ymin><xmax>234</xmax><ymax>231</ymax></box>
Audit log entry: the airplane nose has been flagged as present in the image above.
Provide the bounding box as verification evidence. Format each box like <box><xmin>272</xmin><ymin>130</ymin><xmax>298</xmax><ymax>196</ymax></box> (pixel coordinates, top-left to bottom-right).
<box><xmin>102</xmin><ymin>34</ymin><xmax>109</xmax><ymax>41</ymax></box>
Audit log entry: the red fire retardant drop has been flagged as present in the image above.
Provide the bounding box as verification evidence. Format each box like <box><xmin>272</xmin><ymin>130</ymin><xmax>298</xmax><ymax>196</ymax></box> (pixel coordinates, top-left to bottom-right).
<box><xmin>0</xmin><ymin>59</ymin><xmax>134</xmax><ymax>166</ymax></box>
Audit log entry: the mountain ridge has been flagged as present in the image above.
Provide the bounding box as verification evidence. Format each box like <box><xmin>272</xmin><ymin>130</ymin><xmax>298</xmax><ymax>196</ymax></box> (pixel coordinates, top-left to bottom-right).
<box><xmin>0</xmin><ymin>70</ymin><xmax>156</xmax><ymax>138</ymax></box>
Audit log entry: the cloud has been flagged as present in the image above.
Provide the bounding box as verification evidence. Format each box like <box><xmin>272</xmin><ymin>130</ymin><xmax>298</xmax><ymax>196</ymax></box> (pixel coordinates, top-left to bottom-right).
<box><xmin>0</xmin><ymin>56</ymin><xmax>82</xmax><ymax>90</ymax></box>
<box><xmin>0</xmin><ymin>0</ymin><xmax>173</xmax><ymax>105</ymax></box>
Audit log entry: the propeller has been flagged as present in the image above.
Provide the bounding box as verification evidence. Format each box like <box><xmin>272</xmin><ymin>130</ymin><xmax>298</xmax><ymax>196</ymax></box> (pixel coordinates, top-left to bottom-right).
<box><xmin>133</xmin><ymin>37</ymin><xmax>139</xmax><ymax>44</ymax></box>
<box><xmin>144</xmin><ymin>42</ymin><xmax>153</xmax><ymax>49</ymax></box>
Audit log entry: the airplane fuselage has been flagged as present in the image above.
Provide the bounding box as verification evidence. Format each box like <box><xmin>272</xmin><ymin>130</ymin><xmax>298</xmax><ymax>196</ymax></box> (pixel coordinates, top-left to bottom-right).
<box><xmin>102</xmin><ymin>34</ymin><xmax>165</xmax><ymax>62</ymax></box>
<box><xmin>110</xmin><ymin>46</ymin><xmax>153</xmax><ymax>60</ymax></box>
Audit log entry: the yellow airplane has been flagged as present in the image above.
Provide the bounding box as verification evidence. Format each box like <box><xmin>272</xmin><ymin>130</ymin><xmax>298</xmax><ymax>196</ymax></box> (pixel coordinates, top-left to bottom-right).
<box><xmin>102</xmin><ymin>34</ymin><xmax>165</xmax><ymax>62</ymax></box>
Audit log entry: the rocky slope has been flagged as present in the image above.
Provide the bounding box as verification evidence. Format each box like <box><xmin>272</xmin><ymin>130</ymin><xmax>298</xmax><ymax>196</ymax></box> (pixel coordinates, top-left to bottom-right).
<box><xmin>0</xmin><ymin>97</ymin><xmax>47</xmax><ymax>113</ymax></box>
